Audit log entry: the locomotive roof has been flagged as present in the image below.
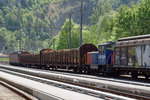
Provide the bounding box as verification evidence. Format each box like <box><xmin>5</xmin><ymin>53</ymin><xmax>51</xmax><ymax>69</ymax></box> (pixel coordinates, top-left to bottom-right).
<box><xmin>115</xmin><ymin>34</ymin><xmax>150</xmax><ymax>47</ymax></box>
<box><xmin>10</xmin><ymin>51</ymin><xmax>29</xmax><ymax>55</ymax></box>
<box><xmin>118</xmin><ymin>34</ymin><xmax>150</xmax><ymax>42</ymax></box>
<box><xmin>10</xmin><ymin>51</ymin><xmax>21</xmax><ymax>55</ymax></box>
<box><xmin>98</xmin><ymin>42</ymin><xmax>115</xmax><ymax>46</ymax></box>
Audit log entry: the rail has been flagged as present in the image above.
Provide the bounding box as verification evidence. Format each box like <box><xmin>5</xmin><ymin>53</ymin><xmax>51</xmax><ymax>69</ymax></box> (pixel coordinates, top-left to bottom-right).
<box><xmin>0</xmin><ymin>68</ymin><xmax>135</xmax><ymax>100</ymax></box>
<box><xmin>0</xmin><ymin>64</ymin><xmax>150</xmax><ymax>100</ymax></box>
<box><xmin>0</xmin><ymin>61</ymin><xmax>9</xmax><ymax>64</ymax></box>
<box><xmin>0</xmin><ymin>81</ymin><xmax>38</xmax><ymax>100</ymax></box>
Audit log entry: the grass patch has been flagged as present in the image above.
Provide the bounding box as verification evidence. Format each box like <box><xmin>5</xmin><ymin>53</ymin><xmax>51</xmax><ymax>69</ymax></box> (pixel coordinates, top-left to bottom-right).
<box><xmin>0</xmin><ymin>57</ymin><xmax>9</xmax><ymax>62</ymax></box>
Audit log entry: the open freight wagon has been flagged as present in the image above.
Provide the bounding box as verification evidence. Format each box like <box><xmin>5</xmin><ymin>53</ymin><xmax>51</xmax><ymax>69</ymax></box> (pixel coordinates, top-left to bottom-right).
<box><xmin>40</xmin><ymin>44</ymin><xmax>98</xmax><ymax>72</ymax></box>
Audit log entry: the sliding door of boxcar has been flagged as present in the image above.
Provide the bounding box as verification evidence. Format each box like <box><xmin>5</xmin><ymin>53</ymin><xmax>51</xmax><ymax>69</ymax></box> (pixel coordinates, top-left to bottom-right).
<box><xmin>128</xmin><ymin>46</ymin><xmax>136</xmax><ymax>67</ymax></box>
<box><xmin>142</xmin><ymin>45</ymin><xmax>150</xmax><ymax>69</ymax></box>
<box><xmin>120</xmin><ymin>47</ymin><xmax>127</xmax><ymax>66</ymax></box>
<box><xmin>135</xmin><ymin>46</ymin><xmax>142</xmax><ymax>68</ymax></box>
<box><xmin>114</xmin><ymin>47</ymin><xmax>120</xmax><ymax>66</ymax></box>
<box><xmin>128</xmin><ymin>46</ymin><xmax>142</xmax><ymax>68</ymax></box>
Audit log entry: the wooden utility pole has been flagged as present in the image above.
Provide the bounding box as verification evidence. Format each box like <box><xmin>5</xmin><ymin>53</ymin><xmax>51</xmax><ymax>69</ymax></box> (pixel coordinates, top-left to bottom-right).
<box><xmin>66</xmin><ymin>11</ymin><xmax>73</xmax><ymax>49</ymax></box>
<box><xmin>18</xmin><ymin>30</ymin><xmax>21</xmax><ymax>51</ymax></box>
<box><xmin>80</xmin><ymin>1</ymin><xmax>83</xmax><ymax>46</ymax></box>
<box><xmin>68</xmin><ymin>13</ymin><xmax>72</xmax><ymax>49</ymax></box>
<box><xmin>53</xmin><ymin>38</ymin><xmax>55</xmax><ymax>50</ymax></box>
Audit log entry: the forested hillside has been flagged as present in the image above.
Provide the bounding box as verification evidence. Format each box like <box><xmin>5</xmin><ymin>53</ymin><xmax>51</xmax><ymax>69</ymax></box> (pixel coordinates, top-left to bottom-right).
<box><xmin>0</xmin><ymin>0</ymin><xmax>147</xmax><ymax>53</ymax></box>
<box><xmin>54</xmin><ymin>0</ymin><xmax>146</xmax><ymax>49</ymax></box>
<box><xmin>0</xmin><ymin>0</ymin><xmax>60</xmax><ymax>53</ymax></box>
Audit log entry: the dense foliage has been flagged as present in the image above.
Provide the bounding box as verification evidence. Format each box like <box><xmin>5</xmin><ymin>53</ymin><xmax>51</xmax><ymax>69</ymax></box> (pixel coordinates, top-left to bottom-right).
<box><xmin>0</xmin><ymin>0</ymin><xmax>61</xmax><ymax>53</ymax></box>
<box><xmin>1</xmin><ymin>0</ymin><xmax>149</xmax><ymax>53</ymax></box>
<box><xmin>115</xmin><ymin>0</ymin><xmax>150</xmax><ymax>39</ymax></box>
<box><xmin>54</xmin><ymin>0</ymin><xmax>149</xmax><ymax>49</ymax></box>
<box><xmin>52</xmin><ymin>19</ymin><xmax>91</xmax><ymax>49</ymax></box>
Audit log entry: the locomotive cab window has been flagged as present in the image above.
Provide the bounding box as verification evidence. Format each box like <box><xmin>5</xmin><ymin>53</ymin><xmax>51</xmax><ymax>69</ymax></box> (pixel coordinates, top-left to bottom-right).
<box><xmin>99</xmin><ymin>46</ymin><xmax>104</xmax><ymax>54</ymax></box>
<box><xmin>106</xmin><ymin>45</ymin><xmax>113</xmax><ymax>51</ymax></box>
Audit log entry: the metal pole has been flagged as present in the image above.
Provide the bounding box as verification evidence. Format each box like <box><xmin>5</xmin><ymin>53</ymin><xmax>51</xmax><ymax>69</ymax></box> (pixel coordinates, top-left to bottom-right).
<box><xmin>18</xmin><ymin>30</ymin><xmax>21</xmax><ymax>51</ymax></box>
<box><xmin>11</xmin><ymin>31</ymin><xmax>13</xmax><ymax>52</ymax></box>
<box><xmin>69</xmin><ymin>14</ymin><xmax>72</xmax><ymax>49</ymax></box>
<box><xmin>80</xmin><ymin>1</ymin><xmax>83</xmax><ymax>46</ymax></box>
<box><xmin>20</xmin><ymin>39</ymin><xmax>21</xmax><ymax>51</ymax></box>
<box><xmin>53</xmin><ymin>38</ymin><xmax>55</xmax><ymax>50</ymax></box>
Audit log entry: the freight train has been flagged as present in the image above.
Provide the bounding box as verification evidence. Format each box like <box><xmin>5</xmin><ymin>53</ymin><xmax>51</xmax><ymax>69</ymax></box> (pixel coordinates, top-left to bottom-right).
<box><xmin>9</xmin><ymin>34</ymin><xmax>150</xmax><ymax>79</ymax></box>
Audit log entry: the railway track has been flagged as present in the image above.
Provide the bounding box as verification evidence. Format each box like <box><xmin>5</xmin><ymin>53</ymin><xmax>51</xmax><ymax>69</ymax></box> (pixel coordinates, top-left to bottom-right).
<box><xmin>0</xmin><ymin>80</ymin><xmax>37</xmax><ymax>100</ymax></box>
<box><xmin>0</xmin><ymin>68</ymin><xmax>134</xmax><ymax>100</ymax></box>
<box><xmin>0</xmin><ymin>65</ymin><xmax>150</xmax><ymax>99</ymax></box>
<box><xmin>1</xmin><ymin>64</ymin><xmax>150</xmax><ymax>87</ymax></box>
<box><xmin>39</xmin><ymin>69</ymin><xmax>150</xmax><ymax>87</ymax></box>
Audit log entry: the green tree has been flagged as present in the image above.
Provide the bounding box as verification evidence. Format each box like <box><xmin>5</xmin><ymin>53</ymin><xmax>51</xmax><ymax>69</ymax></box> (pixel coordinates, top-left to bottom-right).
<box><xmin>115</xmin><ymin>0</ymin><xmax>150</xmax><ymax>39</ymax></box>
<box><xmin>2</xmin><ymin>6</ymin><xmax>10</xmax><ymax>15</ymax></box>
<box><xmin>136</xmin><ymin>0</ymin><xmax>150</xmax><ymax>35</ymax></box>
<box><xmin>56</xmin><ymin>19</ymin><xmax>80</xmax><ymax>49</ymax></box>
<box><xmin>5</xmin><ymin>13</ymin><xmax>18</xmax><ymax>31</ymax></box>
<box><xmin>0</xmin><ymin>16</ymin><xmax>4</xmax><ymax>24</ymax></box>
<box><xmin>90</xmin><ymin>0</ymin><xmax>117</xmax><ymax>44</ymax></box>
<box><xmin>0</xmin><ymin>32</ymin><xmax>6</xmax><ymax>51</ymax></box>
<box><xmin>21</xmin><ymin>0</ymin><xmax>28</xmax><ymax>8</ymax></box>
<box><xmin>96</xmin><ymin>11</ymin><xmax>116</xmax><ymax>42</ymax></box>
<box><xmin>91</xmin><ymin>0</ymin><xmax>112</xmax><ymax>24</ymax></box>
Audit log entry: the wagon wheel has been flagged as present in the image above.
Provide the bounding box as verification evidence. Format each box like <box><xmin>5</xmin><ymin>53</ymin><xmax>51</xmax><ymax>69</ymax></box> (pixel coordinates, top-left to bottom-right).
<box><xmin>77</xmin><ymin>67</ymin><xmax>82</xmax><ymax>74</ymax></box>
<box><xmin>54</xmin><ymin>66</ymin><xmax>57</xmax><ymax>71</ymax></box>
<box><xmin>131</xmin><ymin>71</ymin><xmax>138</xmax><ymax>79</ymax></box>
<box><xmin>112</xmin><ymin>69</ymin><xmax>120</xmax><ymax>77</ymax></box>
<box><xmin>73</xmin><ymin>67</ymin><xmax>77</xmax><ymax>73</ymax></box>
<box><xmin>144</xmin><ymin>74</ymin><xmax>149</xmax><ymax>80</ymax></box>
<box><xmin>82</xmin><ymin>66</ymin><xmax>88</xmax><ymax>74</ymax></box>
